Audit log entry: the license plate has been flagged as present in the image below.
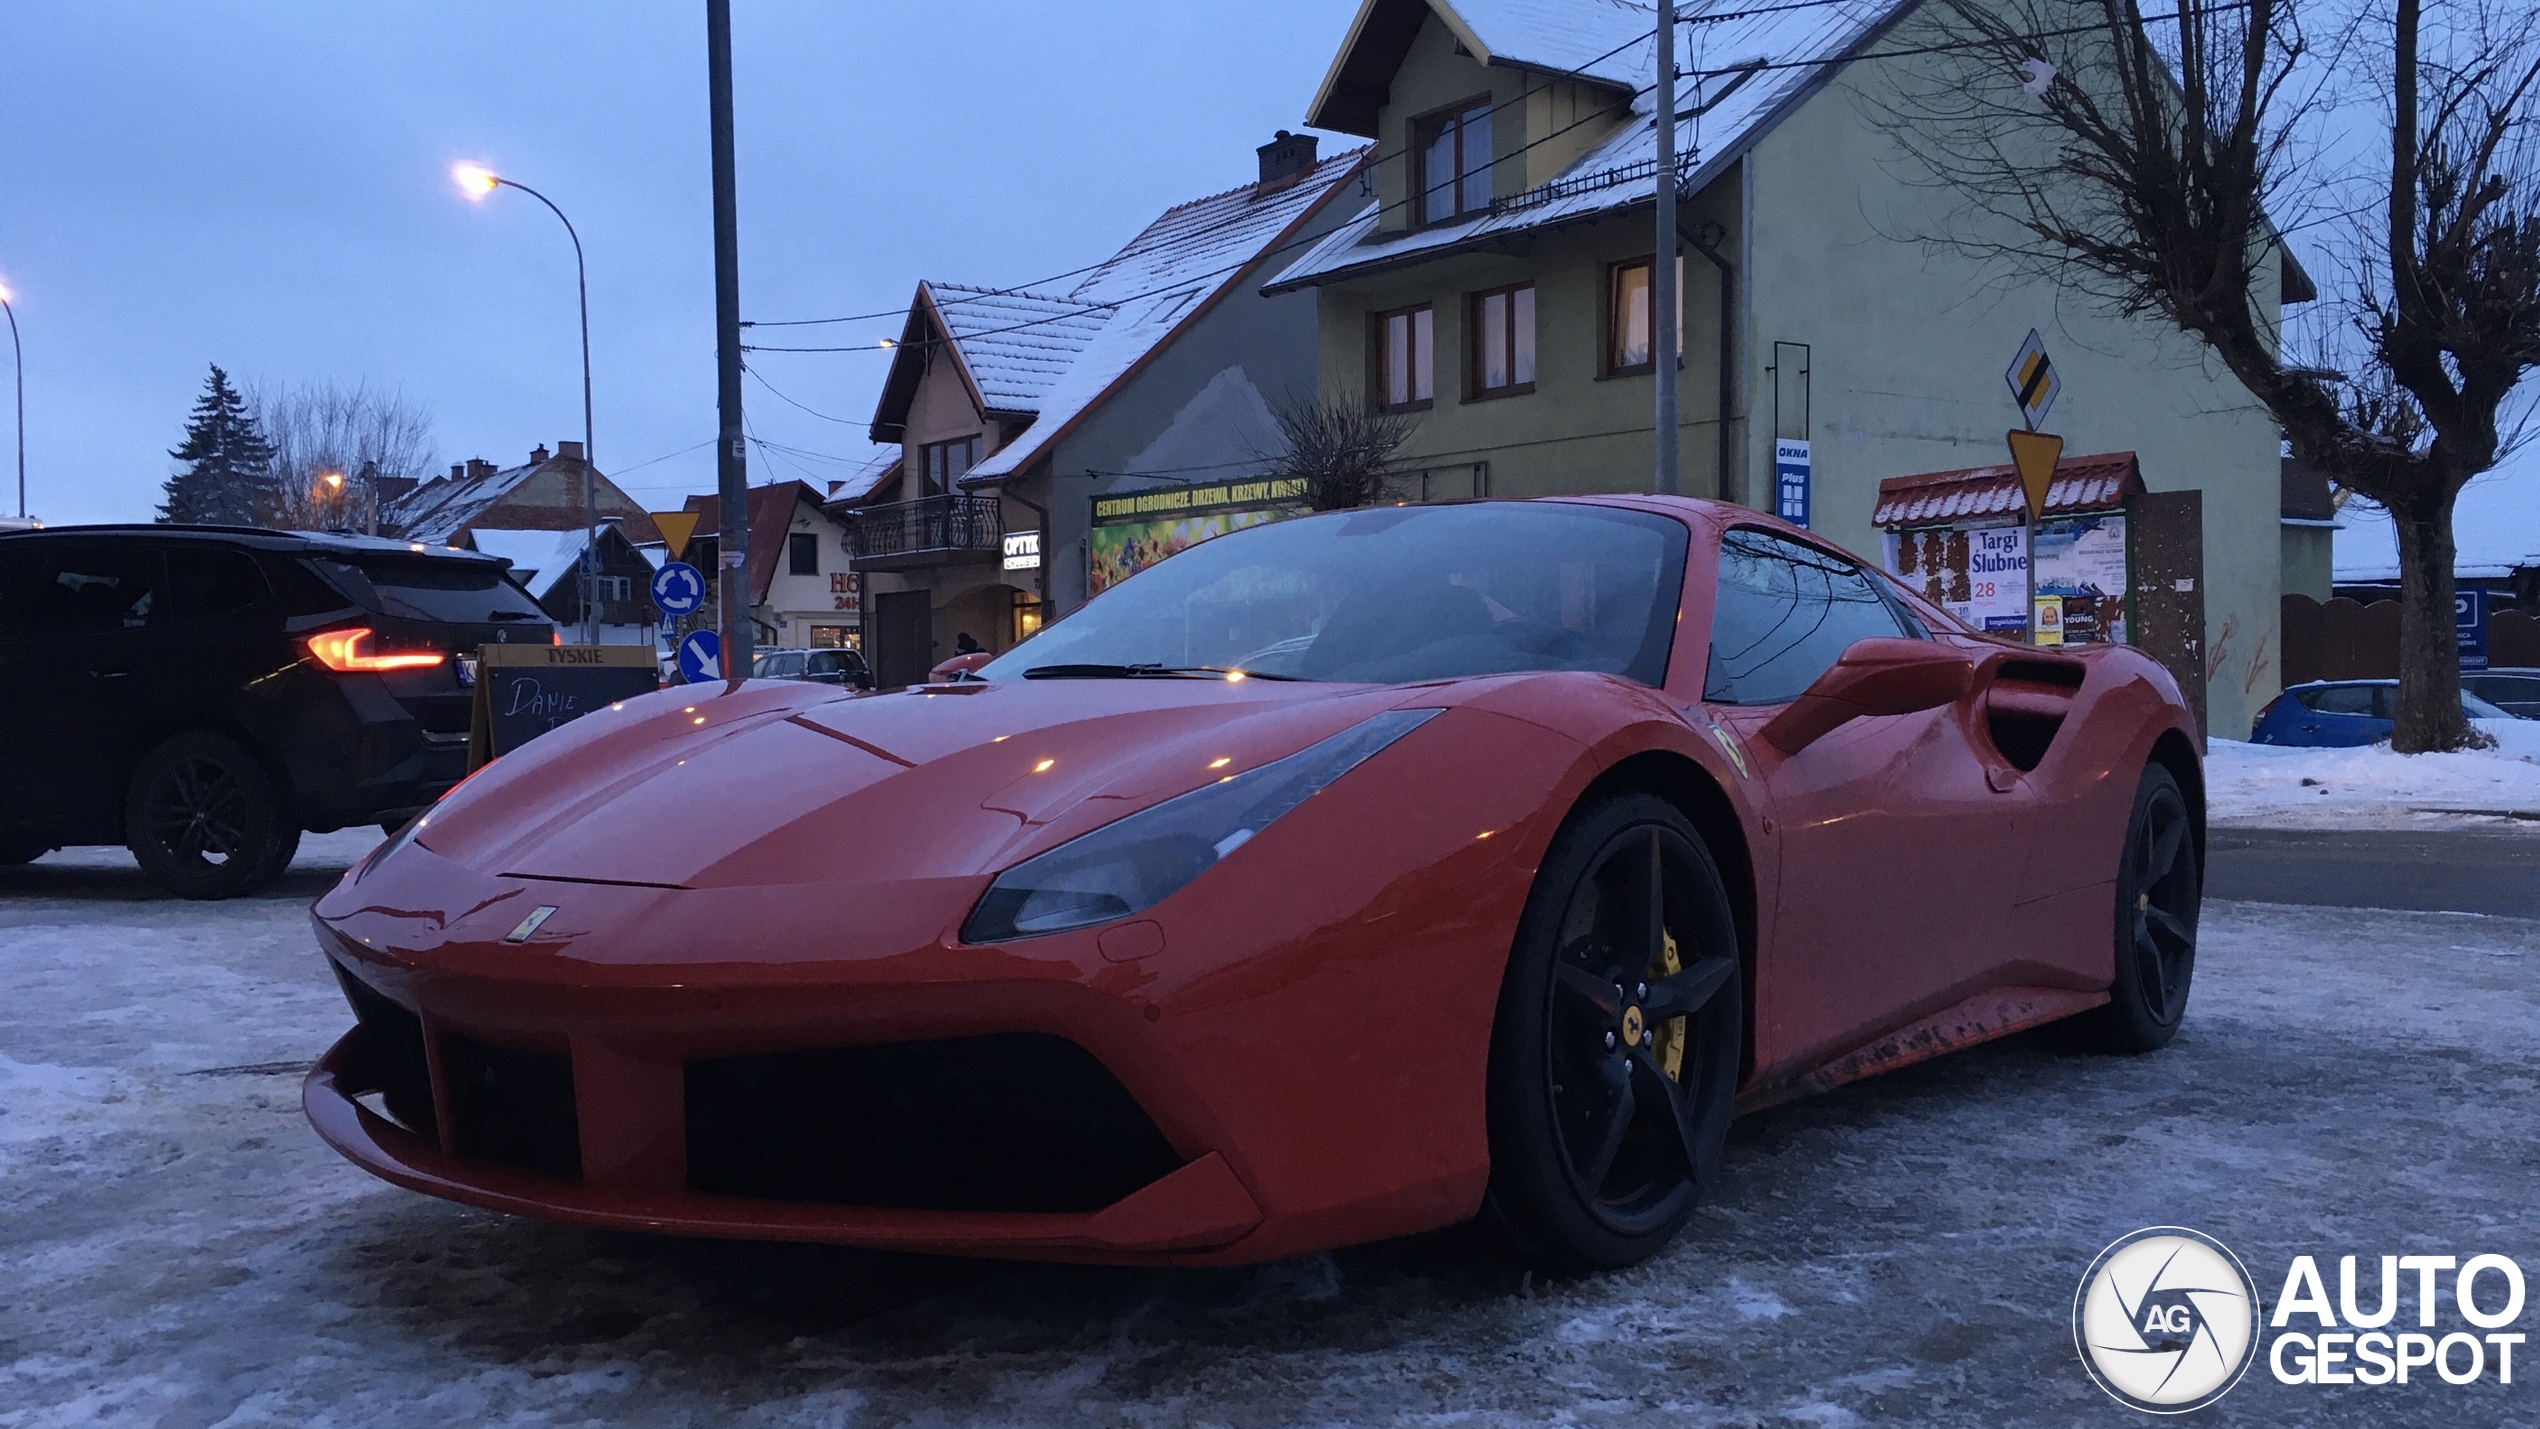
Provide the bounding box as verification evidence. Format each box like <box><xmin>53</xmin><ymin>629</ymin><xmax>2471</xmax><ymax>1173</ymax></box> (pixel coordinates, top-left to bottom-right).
<box><xmin>457</xmin><ymin>656</ymin><xmax>478</xmax><ymax>687</ymax></box>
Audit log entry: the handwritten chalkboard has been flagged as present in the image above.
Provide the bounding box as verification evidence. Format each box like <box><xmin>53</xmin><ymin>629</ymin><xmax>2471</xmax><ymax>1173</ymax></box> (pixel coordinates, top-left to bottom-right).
<box><xmin>468</xmin><ymin>644</ymin><xmax>661</xmax><ymax>769</ymax></box>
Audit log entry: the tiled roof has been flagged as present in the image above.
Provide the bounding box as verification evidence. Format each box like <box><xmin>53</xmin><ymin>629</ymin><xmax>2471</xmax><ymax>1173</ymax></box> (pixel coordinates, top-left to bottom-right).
<box><xmin>2281</xmin><ymin>454</ymin><xmax>2339</xmax><ymax>522</ymax></box>
<box><xmin>962</xmin><ymin>147</ymin><xmax>1371</xmax><ymax>485</ymax></box>
<box><xmin>926</xmin><ymin>283</ymin><xmax>1111</xmax><ymax>412</ymax></box>
<box><xmin>1873</xmin><ymin>451</ymin><xmax>2144</xmax><ymax>527</ymax></box>
<box><xmin>1270</xmin><ymin>0</ymin><xmax>1907</xmax><ymax>291</ymax></box>
<box><xmin>676</xmin><ymin>480</ymin><xmax>831</xmax><ymax>607</ymax></box>
<box><xmin>386</xmin><ymin>461</ymin><xmax>541</xmax><ymax>545</ymax></box>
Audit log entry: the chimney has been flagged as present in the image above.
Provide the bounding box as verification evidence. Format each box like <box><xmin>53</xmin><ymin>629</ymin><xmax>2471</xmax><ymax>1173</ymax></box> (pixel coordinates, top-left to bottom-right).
<box><xmin>465</xmin><ymin>458</ymin><xmax>497</xmax><ymax>481</ymax></box>
<box><xmin>530</xmin><ymin>444</ymin><xmax>551</xmax><ymax>465</ymax></box>
<box><xmin>1255</xmin><ymin>130</ymin><xmax>1318</xmax><ymax>194</ymax></box>
<box><xmin>557</xmin><ymin>439</ymin><xmax>585</xmax><ymax>463</ymax></box>
<box><xmin>449</xmin><ymin>463</ymin><xmax>465</xmax><ymax>482</ymax></box>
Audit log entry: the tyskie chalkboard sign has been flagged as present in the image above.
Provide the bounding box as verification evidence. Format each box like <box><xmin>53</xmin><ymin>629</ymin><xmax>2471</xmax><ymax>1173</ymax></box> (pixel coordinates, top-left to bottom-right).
<box><xmin>468</xmin><ymin>644</ymin><xmax>661</xmax><ymax>770</ymax></box>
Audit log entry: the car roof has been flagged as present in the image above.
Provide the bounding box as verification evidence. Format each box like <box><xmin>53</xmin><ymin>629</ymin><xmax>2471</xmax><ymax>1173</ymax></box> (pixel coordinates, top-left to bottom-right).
<box><xmin>2289</xmin><ymin>678</ymin><xmax>2397</xmax><ymax>688</ymax></box>
<box><xmin>0</xmin><ymin>523</ymin><xmax>508</xmax><ymax>565</ymax></box>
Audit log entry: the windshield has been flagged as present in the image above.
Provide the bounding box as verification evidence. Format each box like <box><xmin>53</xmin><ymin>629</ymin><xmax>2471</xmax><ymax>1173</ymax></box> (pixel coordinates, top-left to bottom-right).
<box><xmin>312</xmin><ymin>555</ymin><xmax>551</xmax><ymax>625</ymax></box>
<box><xmin>2464</xmin><ymin>690</ymin><xmax>2510</xmax><ymax>719</ymax></box>
<box><xmin>979</xmin><ymin>502</ymin><xmax>1687</xmax><ymax>686</ymax></box>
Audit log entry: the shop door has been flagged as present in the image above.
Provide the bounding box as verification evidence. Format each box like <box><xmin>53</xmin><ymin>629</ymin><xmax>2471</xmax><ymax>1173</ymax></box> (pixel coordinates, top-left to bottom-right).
<box><xmin>2127</xmin><ymin>491</ymin><xmax>2206</xmax><ymax>747</ymax></box>
<box><xmin>870</xmin><ymin>590</ymin><xmax>934</xmax><ymax>688</ymax></box>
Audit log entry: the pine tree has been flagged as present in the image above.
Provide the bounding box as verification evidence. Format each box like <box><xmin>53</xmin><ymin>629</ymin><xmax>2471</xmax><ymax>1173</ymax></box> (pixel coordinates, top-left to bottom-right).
<box><xmin>159</xmin><ymin>365</ymin><xmax>278</xmax><ymax>525</ymax></box>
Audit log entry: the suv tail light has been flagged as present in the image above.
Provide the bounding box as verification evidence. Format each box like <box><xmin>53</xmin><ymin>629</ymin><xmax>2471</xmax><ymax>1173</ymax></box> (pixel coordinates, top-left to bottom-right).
<box><xmin>307</xmin><ymin>627</ymin><xmax>446</xmax><ymax>673</ymax></box>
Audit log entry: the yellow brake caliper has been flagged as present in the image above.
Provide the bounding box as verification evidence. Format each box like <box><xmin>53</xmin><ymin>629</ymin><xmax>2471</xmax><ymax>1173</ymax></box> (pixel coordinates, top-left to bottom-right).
<box><xmin>1652</xmin><ymin>930</ymin><xmax>1686</xmax><ymax>1080</ymax></box>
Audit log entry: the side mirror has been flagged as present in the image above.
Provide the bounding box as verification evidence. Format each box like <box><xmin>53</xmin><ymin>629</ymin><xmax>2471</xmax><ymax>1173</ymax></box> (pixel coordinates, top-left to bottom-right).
<box><xmin>1757</xmin><ymin>637</ymin><xmax>1974</xmax><ymax>756</ymax></box>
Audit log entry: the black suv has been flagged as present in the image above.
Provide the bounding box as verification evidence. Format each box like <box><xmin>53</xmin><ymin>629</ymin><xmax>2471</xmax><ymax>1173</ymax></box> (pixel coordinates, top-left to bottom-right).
<box><xmin>0</xmin><ymin>525</ymin><xmax>554</xmax><ymax>897</ymax></box>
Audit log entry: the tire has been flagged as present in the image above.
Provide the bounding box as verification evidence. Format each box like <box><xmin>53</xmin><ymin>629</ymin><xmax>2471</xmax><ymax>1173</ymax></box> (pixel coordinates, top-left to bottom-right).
<box><xmin>1484</xmin><ymin>791</ymin><xmax>1744</xmax><ymax>1272</ymax></box>
<box><xmin>124</xmin><ymin>732</ymin><xmax>298</xmax><ymax>900</ymax></box>
<box><xmin>2061</xmin><ymin>763</ymin><xmax>2200</xmax><ymax>1052</ymax></box>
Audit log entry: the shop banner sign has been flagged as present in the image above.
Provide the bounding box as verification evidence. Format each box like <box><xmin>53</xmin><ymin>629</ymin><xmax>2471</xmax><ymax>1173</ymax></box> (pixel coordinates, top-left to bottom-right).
<box><xmin>1774</xmin><ymin>440</ymin><xmax>1812</xmax><ymax>528</ymax></box>
<box><xmin>1088</xmin><ymin>476</ymin><xmax>1307</xmax><ymax>597</ymax></box>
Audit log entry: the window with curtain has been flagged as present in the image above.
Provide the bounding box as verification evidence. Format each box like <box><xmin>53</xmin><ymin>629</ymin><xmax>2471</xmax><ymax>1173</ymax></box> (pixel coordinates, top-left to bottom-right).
<box><xmin>1607</xmin><ymin>255</ymin><xmax>1686</xmax><ymax>374</ymax></box>
<box><xmin>1470</xmin><ymin>283</ymin><xmax>1536</xmax><ymax>396</ymax></box>
<box><xmin>1372</xmin><ymin>305</ymin><xmax>1435</xmax><ymax>410</ymax></box>
<box><xmin>1415</xmin><ymin>100</ymin><xmax>1494</xmax><ymax>226</ymax></box>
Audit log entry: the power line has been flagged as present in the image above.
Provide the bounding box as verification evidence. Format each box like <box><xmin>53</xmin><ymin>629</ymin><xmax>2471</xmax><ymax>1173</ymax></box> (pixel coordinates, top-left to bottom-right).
<box><xmin>743</xmin><ymin>1</ymin><xmax>2236</xmax><ymax>359</ymax></box>
<box><xmin>739</xmin><ymin>19</ymin><xmax>1669</xmax><ymax>331</ymax></box>
<box><xmin>745</xmin><ymin>364</ymin><xmax>866</xmax><ymax>426</ymax></box>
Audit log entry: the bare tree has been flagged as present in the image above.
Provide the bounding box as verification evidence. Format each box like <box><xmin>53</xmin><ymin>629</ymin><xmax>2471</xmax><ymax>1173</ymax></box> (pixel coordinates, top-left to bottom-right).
<box><xmin>250</xmin><ymin>381</ymin><xmax>438</xmax><ymax>533</ymax></box>
<box><xmin>1867</xmin><ymin>0</ymin><xmax>2540</xmax><ymax>751</ymax></box>
<box><xmin>1259</xmin><ymin>397</ymin><xmax>1417</xmax><ymax>511</ymax></box>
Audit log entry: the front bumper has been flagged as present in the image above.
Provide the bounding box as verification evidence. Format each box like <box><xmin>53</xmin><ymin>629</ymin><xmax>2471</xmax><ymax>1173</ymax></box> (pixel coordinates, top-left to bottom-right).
<box><xmin>304</xmin><ymin>1025</ymin><xmax>1265</xmax><ymax>1259</ymax></box>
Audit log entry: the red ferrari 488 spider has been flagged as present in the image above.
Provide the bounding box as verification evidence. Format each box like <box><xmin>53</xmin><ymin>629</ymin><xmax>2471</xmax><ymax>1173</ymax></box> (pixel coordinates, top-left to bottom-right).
<box><xmin>306</xmin><ymin>496</ymin><xmax>2202</xmax><ymax>1270</ymax></box>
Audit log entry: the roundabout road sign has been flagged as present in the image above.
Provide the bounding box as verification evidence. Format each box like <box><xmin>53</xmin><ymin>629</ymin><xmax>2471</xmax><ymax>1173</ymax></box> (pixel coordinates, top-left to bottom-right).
<box><xmin>651</xmin><ymin>561</ymin><xmax>706</xmax><ymax>617</ymax></box>
<box><xmin>676</xmin><ymin>629</ymin><xmax>722</xmax><ymax>684</ymax></box>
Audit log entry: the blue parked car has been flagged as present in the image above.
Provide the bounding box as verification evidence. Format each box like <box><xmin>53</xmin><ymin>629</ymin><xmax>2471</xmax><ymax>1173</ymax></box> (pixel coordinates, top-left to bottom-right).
<box><xmin>2250</xmin><ymin>679</ymin><xmax>2518</xmax><ymax>746</ymax></box>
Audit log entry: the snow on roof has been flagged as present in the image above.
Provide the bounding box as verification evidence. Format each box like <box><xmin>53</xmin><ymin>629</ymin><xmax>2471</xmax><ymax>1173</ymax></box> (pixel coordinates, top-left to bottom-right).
<box><xmin>467</xmin><ymin>526</ymin><xmax>592</xmax><ymax>598</ymax></box>
<box><xmin>926</xmin><ymin>283</ymin><xmax>1112</xmax><ymax>412</ymax></box>
<box><xmin>1873</xmin><ymin>451</ymin><xmax>2143</xmax><ymax>527</ymax></box>
<box><xmin>1271</xmin><ymin>0</ymin><xmax>1908</xmax><ymax>292</ymax></box>
<box><xmin>960</xmin><ymin>147</ymin><xmax>1371</xmax><ymax>486</ymax></box>
<box><xmin>826</xmin><ymin>444</ymin><xmax>904</xmax><ymax>505</ymax></box>
<box><xmin>386</xmin><ymin>460</ymin><xmax>541</xmax><ymax>545</ymax></box>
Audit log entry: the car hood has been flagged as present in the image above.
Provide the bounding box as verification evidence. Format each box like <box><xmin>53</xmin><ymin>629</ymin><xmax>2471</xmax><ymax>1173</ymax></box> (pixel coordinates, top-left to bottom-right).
<box><xmin>407</xmin><ymin>676</ymin><xmax>1417</xmax><ymax>890</ymax></box>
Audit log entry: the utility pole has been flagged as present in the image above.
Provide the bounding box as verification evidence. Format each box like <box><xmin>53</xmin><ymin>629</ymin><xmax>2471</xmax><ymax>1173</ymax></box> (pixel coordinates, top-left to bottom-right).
<box><xmin>707</xmin><ymin>0</ymin><xmax>752</xmax><ymax>680</ymax></box>
<box><xmin>1651</xmin><ymin>0</ymin><xmax>1680</xmax><ymax>496</ymax></box>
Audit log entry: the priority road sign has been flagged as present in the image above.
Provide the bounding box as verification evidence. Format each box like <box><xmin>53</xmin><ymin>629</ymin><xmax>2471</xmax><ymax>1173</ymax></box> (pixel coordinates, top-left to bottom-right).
<box><xmin>2005</xmin><ymin>329</ymin><xmax>2061</xmax><ymax>431</ymax></box>
<box><xmin>676</xmin><ymin>629</ymin><xmax>722</xmax><ymax>684</ymax></box>
<box><xmin>651</xmin><ymin>561</ymin><xmax>706</xmax><ymax>617</ymax></box>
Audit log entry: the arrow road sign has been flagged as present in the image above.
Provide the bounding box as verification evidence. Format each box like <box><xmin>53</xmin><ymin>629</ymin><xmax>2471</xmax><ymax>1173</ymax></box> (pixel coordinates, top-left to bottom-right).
<box><xmin>676</xmin><ymin>629</ymin><xmax>722</xmax><ymax>684</ymax></box>
<box><xmin>2005</xmin><ymin>329</ymin><xmax>2061</xmax><ymax>430</ymax></box>
<box><xmin>651</xmin><ymin>561</ymin><xmax>706</xmax><ymax>617</ymax></box>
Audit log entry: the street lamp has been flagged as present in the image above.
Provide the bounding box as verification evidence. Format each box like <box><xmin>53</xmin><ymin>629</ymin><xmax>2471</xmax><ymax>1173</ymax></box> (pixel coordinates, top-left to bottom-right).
<box><xmin>453</xmin><ymin>162</ymin><xmax>599</xmax><ymax>644</ymax></box>
<box><xmin>0</xmin><ymin>280</ymin><xmax>23</xmax><ymax>520</ymax></box>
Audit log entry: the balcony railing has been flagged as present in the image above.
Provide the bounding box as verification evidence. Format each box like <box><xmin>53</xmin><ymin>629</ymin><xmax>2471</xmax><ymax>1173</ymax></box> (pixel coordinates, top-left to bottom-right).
<box><xmin>843</xmin><ymin>494</ymin><xmax>1003</xmax><ymax>571</ymax></box>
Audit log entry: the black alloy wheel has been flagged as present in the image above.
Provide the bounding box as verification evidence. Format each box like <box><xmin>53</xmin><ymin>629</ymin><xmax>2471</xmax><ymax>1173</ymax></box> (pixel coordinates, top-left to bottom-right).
<box><xmin>2061</xmin><ymin>763</ymin><xmax>2200</xmax><ymax>1052</ymax></box>
<box><xmin>1486</xmin><ymin>792</ymin><xmax>1744</xmax><ymax>1271</ymax></box>
<box><xmin>125</xmin><ymin>731</ymin><xmax>299</xmax><ymax>900</ymax></box>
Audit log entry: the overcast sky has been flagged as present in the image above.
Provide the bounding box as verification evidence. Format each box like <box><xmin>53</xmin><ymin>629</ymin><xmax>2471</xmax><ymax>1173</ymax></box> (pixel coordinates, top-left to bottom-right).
<box><xmin>3</xmin><ymin>0</ymin><xmax>2531</xmax><ymax>567</ymax></box>
<box><xmin>0</xmin><ymin>0</ymin><xmax>1362</xmax><ymax>524</ymax></box>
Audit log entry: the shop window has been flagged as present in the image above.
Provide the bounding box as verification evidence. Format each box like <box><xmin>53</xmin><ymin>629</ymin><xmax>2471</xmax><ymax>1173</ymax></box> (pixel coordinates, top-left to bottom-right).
<box><xmin>1012</xmin><ymin>590</ymin><xmax>1045</xmax><ymax>643</ymax></box>
<box><xmin>1470</xmin><ymin>283</ymin><xmax>1536</xmax><ymax>397</ymax></box>
<box><xmin>1415</xmin><ymin>99</ymin><xmax>1494</xmax><ymax>225</ymax></box>
<box><xmin>1372</xmin><ymin>305</ymin><xmax>1434</xmax><ymax>411</ymax></box>
<box><xmin>1607</xmin><ymin>255</ymin><xmax>1685</xmax><ymax>374</ymax></box>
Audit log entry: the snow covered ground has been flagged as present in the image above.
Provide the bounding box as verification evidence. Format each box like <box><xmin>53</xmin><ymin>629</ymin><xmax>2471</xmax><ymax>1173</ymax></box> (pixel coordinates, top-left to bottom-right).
<box><xmin>4</xmin><ymin>835</ymin><xmax>2536</xmax><ymax>1426</ymax></box>
<box><xmin>2209</xmin><ymin>726</ymin><xmax>2540</xmax><ymax>827</ymax></box>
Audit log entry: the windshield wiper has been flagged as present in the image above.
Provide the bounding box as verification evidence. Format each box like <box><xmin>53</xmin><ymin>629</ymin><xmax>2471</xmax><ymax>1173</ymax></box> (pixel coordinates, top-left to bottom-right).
<box><xmin>1022</xmin><ymin>662</ymin><xmax>1302</xmax><ymax>682</ymax></box>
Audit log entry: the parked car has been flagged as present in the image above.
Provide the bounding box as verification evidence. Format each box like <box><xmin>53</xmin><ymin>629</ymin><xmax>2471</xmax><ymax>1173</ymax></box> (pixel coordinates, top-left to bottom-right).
<box><xmin>2249</xmin><ymin>678</ymin><xmax>2518</xmax><ymax>746</ymax></box>
<box><xmin>2463</xmin><ymin>668</ymin><xmax>2540</xmax><ymax>719</ymax></box>
<box><xmin>752</xmin><ymin>645</ymin><xmax>872</xmax><ymax>689</ymax></box>
<box><xmin>0</xmin><ymin>525</ymin><xmax>554</xmax><ymax>897</ymax></box>
<box><xmin>311</xmin><ymin>496</ymin><xmax>2203</xmax><ymax>1273</ymax></box>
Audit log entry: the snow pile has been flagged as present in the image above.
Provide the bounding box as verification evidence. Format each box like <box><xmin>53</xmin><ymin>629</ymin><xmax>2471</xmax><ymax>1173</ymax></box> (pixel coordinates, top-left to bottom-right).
<box><xmin>2208</xmin><ymin>727</ymin><xmax>2540</xmax><ymax>826</ymax></box>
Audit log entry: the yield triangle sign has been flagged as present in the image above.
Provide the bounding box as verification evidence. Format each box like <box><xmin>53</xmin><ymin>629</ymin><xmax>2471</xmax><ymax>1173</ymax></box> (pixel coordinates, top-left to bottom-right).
<box><xmin>2006</xmin><ymin>430</ymin><xmax>2065</xmax><ymax>523</ymax></box>
<box><xmin>652</xmin><ymin>510</ymin><xmax>702</xmax><ymax>561</ymax></box>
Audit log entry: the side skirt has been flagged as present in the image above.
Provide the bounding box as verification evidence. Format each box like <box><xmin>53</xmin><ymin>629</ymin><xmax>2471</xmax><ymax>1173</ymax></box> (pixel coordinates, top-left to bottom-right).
<box><xmin>1733</xmin><ymin>986</ymin><xmax>2108</xmax><ymax>1113</ymax></box>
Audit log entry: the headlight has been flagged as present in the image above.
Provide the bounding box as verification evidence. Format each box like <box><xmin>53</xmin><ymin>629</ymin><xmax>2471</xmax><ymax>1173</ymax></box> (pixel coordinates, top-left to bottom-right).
<box><xmin>961</xmin><ymin>708</ymin><xmax>1440</xmax><ymax>943</ymax></box>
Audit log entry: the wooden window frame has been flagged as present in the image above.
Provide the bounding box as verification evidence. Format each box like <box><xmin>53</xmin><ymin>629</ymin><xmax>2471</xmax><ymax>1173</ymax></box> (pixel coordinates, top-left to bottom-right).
<box><xmin>1369</xmin><ymin>303</ymin><xmax>1436</xmax><ymax>412</ymax></box>
<box><xmin>1467</xmin><ymin>282</ymin><xmax>1537</xmax><ymax>400</ymax></box>
<box><xmin>1411</xmin><ymin>95</ymin><xmax>1496</xmax><ymax>228</ymax></box>
<box><xmin>787</xmin><ymin>531</ymin><xmax>820</xmax><ymax>576</ymax></box>
<box><xmin>1603</xmin><ymin>254</ymin><xmax>1686</xmax><ymax>377</ymax></box>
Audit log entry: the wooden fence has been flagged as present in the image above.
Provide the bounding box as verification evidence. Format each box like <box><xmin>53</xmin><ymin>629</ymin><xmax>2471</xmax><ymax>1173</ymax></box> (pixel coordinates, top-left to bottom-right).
<box><xmin>2281</xmin><ymin>594</ymin><xmax>2540</xmax><ymax>684</ymax></box>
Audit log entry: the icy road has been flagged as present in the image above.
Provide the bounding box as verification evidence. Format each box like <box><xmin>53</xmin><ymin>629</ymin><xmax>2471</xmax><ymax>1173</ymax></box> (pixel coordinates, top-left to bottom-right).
<box><xmin>4</xmin><ymin>831</ymin><xmax>2536</xmax><ymax>1427</ymax></box>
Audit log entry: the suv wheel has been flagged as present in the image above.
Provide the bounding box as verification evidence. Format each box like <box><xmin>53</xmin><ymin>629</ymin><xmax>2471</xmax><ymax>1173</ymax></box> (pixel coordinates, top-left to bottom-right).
<box><xmin>125</xmin><ymin>732</ymin><xmax>300</xmax><ymax>900</ymax></box>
